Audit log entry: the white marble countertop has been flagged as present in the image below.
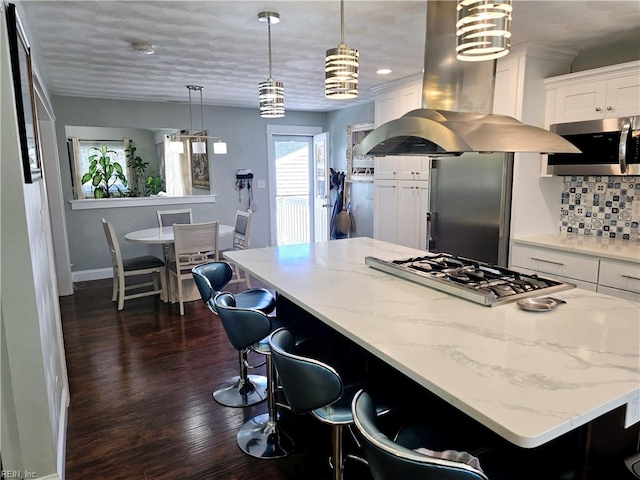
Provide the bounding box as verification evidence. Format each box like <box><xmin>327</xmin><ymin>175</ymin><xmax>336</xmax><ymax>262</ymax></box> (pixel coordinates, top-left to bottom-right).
<box><xmin>512</xmin><ymin>233</ymin><xmax>640</xmax><ymax>263</ymax></box>
<box><xmin>225</xmin><ymin>238</ymin><xmax>640</xmax><ymax>449</ymax></box>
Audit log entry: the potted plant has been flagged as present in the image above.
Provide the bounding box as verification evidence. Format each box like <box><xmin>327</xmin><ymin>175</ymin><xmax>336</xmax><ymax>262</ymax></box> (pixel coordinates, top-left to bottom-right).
<box><xmin>125</xmin><ymin>142</ymin><xmax>149</xmax><ymax>197</ymax></box>
<box><xmin>81</xmin><ymin>145</ymin><xmax>128</xmax><ymax>198</ymax></box>
<box><xmin>145</xmin><ymin>171</ymin><xmax>164</xmax><ymax>196</ymax></box>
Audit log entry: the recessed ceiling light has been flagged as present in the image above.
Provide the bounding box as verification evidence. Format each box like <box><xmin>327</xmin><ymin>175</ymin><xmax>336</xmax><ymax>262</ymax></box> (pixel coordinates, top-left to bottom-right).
<box><xmin>132</xmin><ymin>42</ymin><xmax>155</xmax><ymax>55</ymax></box>
<box><xmin>376</xmin><ymin>68</ymin><xmax>392</xmax><ymax>75</ymax></box>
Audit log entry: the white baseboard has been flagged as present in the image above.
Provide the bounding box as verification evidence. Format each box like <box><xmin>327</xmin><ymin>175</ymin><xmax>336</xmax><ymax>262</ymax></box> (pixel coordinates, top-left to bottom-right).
<box><xmin>35</xmin><ymin>475</ymin><xmax>62</xmax><ymax>480</ymax></box>
<box><xmin>56</xmin><ymin>387</ymin><xmax>69</xmax><ymax>479</ymax></box>
<box><xmin>72</xmin><ymin>268</ymin><xmax>112</xmax><ymax>283</ymax></box>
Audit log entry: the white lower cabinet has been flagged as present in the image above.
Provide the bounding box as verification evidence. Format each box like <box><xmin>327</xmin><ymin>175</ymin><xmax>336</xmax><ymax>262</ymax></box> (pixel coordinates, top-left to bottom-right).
<box><xmin>511</xmin><ymin>244</ymin><xmax>640</xmax><ymax>301</ymax></box>
<box><xmin>510</xmin><ymin>245</ymin><xmax>599</xmax><ymax>283</ymax></box>
<box><xmin>513</xmin><ymin>266</ymin><xmax>597</xmax><ymax>292</ymax></box>
<box><xmin>374</xmin><ymin>180</ymin><xmax>429</xmax><ymax>251</ymax></box>
<box><xmin>597</xmin><ymin>258</ymin><xmax>640</xmax><ymax>301</ymax></box>
<box><xmin>373</xmin><ymin>180</ymin><xmax>399</xmax><ymax>244</ymax></box>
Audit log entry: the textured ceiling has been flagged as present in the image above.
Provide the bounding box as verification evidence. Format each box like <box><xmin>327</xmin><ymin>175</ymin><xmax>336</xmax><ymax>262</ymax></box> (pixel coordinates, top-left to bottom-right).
<box><xmin>17</xmin><ymin>0</ymin><xmax>640</xmax><ymax>113</ymax></box>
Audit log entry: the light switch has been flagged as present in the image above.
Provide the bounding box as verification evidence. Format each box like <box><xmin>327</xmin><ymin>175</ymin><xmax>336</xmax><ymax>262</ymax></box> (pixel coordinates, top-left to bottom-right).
<box><xmin>257</xmin><ymin>180</ymin><xmax>266</xmax><ymax>189</ymax></box>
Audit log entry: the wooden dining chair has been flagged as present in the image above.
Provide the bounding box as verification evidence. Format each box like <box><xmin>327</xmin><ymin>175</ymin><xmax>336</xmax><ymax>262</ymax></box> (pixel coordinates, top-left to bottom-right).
<box><xmin>101</xmin><ymin>218</ymin><xmax>166</xmax><ymax>310</ymax></box>
<box><xmin>168</xmin><ymin>221</ymin><xmax>219</xmax><ymax>315</ymax></box>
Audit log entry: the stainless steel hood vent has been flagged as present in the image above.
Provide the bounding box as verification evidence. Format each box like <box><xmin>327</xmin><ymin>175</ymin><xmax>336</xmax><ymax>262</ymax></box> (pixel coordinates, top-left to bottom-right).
<box><xmin>356</xmin><ymin>1</ymin><xmax>580</xmax><ymax>156</ymax></box>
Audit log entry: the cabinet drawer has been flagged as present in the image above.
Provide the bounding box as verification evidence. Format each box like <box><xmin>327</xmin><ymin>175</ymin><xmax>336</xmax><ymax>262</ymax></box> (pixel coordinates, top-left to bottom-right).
<box><xmin>511</xmin><ymin>245</ymin><xmax>599</xmax><ymax>283</ymax></box>
<box><xmin>598</xmin><ymin>259</ymin><xmax>640</xmax><ymax>294</ymax></box>
<box><xmin>596</xmin><ymin>285</ymin><xmax>640</xmax><ymax>302</ymax></box>
<box><xmin>513</xmin><ymin>266</ymin><xmax>596</xmax><ymax>291</ymax></box>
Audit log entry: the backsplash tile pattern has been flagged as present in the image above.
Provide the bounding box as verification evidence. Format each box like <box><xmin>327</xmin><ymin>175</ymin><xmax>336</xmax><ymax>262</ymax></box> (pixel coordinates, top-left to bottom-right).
<box><xmin>560</xmin><ymin>176</ymin><xmax>639</xmax><ymax>242</ymax></box>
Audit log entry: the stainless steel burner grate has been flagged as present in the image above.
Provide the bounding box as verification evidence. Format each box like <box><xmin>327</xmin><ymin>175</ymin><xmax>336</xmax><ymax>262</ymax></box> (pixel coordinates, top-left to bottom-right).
<box><xmin>366</xmin><ymin>253</ymin><xmax>575</xmax><ymax>307</ymax></box>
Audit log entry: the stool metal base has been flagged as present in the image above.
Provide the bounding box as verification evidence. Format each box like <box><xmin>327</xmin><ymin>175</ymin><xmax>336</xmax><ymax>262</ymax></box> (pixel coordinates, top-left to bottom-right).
<box><xmin>213</xmin><ymin>374</ymin><xmax>267</xmax><ymax>407</ymax></box>
<box><xmin>237</xmin><ymin>413</ymin><xmax>294</xmax><ymax>459</ymax></box>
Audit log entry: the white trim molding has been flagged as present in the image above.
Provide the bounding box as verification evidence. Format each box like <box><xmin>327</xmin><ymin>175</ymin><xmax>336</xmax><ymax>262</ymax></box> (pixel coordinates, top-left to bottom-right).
<box><xmin>56</xmin><ymin>387</ymin><xmax>69</xmax><ymax>480</ymax></box>
<box><xmin>72</xmin><ymin>267</ymin><xmax>112</xmax><ymax>283</ymax></box>
<box><xmin>70</xmin><ymin>194</ymin><xmax>217</xmax><ymax>210</ymax></box>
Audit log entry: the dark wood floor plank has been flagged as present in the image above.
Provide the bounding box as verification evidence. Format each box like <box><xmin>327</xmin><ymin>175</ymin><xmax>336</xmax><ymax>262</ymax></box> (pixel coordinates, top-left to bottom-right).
<box><xmin>60</xmin><ymin>278</ymin><xmax>369</xmax><ymax>480</ymax></box>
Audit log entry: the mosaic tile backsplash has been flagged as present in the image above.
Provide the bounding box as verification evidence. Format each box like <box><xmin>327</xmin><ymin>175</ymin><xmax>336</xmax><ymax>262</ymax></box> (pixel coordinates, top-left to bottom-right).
<box><xmin>560</xmin><ymin>176</ymin><xmax>639</xmax><ymax>242</ymax></box>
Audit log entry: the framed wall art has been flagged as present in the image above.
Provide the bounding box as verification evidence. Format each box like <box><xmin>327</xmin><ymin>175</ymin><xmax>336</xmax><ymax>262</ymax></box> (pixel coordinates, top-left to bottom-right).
<box><xmin>6</xmin><ymin>3</ymin><xmax>42</xmax><ymax>183</ymax></box>
<box><xmin>190</xmin><ymin>133</ymin><xmax>210</xmax><ymax>189</ymax></box>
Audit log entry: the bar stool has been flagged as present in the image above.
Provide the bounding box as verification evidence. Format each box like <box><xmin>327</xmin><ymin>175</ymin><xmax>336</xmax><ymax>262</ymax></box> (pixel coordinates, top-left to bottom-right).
<box><xmin>214</xmin><ymin>292</ymin><xmax>293</xmax><ymax>459</ymax></box>
<box><xmin>351</xmin><ymin>389</ymin><xmax>489</xmax><ymax>480</ymax></box>
<box><xmin>269</xmin><ymin>327</ymin><xmax>392</xmax><ymax>479</ymax></box>
<box><xmin>192</xmin><ymin>262</ymin><xmax>276</xmax><ymax>408</ymax></box>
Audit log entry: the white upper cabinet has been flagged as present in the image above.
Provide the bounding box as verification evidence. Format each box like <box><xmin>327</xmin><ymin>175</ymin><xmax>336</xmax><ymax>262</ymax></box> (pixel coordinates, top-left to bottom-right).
<box><xmin>398</xmin><ymin>81</ymin><xmax>423</xmax><ymax>115</ymax></box>
<box><xmin>373</xmin><ymin>75</ymin><xmax>429</xmax><ymax>182</ymax></box>
<box><xmin>545</xmin><ymin>61</ymin><xmax>640</xmax><ymax>124</ymax></box>
<box><xmin>375</xmin><ymin>89</ymin><xmax>400</xmax><ymax>127</ymax></box>
<box><xmin>374</xmin><ymin>74</ymin><xmax>423</xmax><ymax>126</ymax></box>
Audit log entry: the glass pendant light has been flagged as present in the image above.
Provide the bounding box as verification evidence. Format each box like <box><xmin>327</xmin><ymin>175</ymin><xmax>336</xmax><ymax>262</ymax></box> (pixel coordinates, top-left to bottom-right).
<box><xmin>325</xmin><ymin>0</ymin><xmax>359</xmax><ymax>99</ymax></box>
<box><xmin>258</xmin><ymin>11</ymin><xmax>285</xmax><ymax>118</ymax></box>
<box><xmin>456</xmin><ymin>0</ymin><xmax>512</xmax><ymax>62</ymax></box>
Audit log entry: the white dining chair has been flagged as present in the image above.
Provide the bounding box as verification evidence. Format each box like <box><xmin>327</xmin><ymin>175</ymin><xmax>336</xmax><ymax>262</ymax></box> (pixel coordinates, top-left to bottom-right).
<box><xmin>157</xmin><ymin>208</ymin><xmax>193</xmax><ymax>227</ymax></box>
<box><xmin>221</xmin><ymin>209</ymin><xmax>253</xmax><ymax>288</ymax></box>
<box><xmin>101</xmin><ymin>218</ymin><xmax>167</xmax><ymax>310</ymax></box>
<box><xmin>157</xmin><ymin>208</ymin><xmax>193</xmax><ymax>262</ymax></box>
<box><xmin>168</xmin><ymin>221</ymin><xmax>219</xmax><ymax>315</ymax></box>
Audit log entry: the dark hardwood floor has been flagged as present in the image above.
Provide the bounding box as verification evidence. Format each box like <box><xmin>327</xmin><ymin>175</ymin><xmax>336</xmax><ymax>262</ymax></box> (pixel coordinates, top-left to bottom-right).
<box><xmin>59</xmin><ymin>277</ymin><xmax>637</xmax><ymax>480</ymax></box>
<box><xmin>60</xmin><ymin>278</ymin><xmax>372</xmax><ymax>480</ymax></box>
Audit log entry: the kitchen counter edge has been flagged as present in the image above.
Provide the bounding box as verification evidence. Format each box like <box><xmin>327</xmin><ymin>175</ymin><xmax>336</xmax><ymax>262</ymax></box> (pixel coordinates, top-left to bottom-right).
<box><xmin>512</xmin><ymin>233</ymin><xmax>640</xmax><ymax>263</ymax></box>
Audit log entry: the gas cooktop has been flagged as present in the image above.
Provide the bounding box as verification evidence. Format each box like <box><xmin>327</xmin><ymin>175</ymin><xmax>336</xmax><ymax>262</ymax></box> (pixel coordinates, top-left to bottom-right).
<box><xmin>365</xmin><ymin>253</ymin><xmax>575</xmax><ymax>307</ymax></box>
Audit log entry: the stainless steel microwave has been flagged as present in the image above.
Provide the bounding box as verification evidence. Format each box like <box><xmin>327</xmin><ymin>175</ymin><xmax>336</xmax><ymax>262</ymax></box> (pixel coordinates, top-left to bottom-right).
<box><xmin>547</xmin><ymin>116</ymin><xmax>639</xmax><ymax>176</ymax></box>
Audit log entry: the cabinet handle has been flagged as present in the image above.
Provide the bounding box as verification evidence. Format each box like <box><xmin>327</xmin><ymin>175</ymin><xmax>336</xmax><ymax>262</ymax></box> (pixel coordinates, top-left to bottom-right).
<box><xmin>530</xmin><ymin>257</ymin><xmax>564</xmax><ymax>266</ymax></box>
<box><xmin>607</xmin><ymin>106</ymin><xmax>613</xmax><ymax>111</ymax></box>
<box><xmin>595</xmin><ymin>107</ymin><xmax>602</xmax><ymax>112</ymax></box>
<box><xmin>619</xmin><ymin>117</ymin><xmax>631</xmax><ymax>174</ymax></box>
<box><xmin>621</xmin><ymin>274</ymin><xmax>640</xmax><ymax>281</ymax></box>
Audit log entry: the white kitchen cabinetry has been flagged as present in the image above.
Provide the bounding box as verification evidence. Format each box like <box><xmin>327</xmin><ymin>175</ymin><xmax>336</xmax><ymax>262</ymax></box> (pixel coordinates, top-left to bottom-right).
<box><xmin>373</xmin><ymin>180</ymin><xmax>398</xmax><ymax>244</ymax></box>
<box><xmin>545</xmin><ymin>61</ymin><xmax>640</xmax><ymax>124</ymax></box>
<box><xmin>597</xmin><ymin>258</ymin><xmax>640</xmax><ymax>302</ymax></box>
<box><xmin>375</xmin><ymin>156</ymin><xmax>429</xmax><ymax>181</ymax></box>
<box><xmin>511</xmin><ymin>243</ymin><xmax>640</xmax><ymax>301</ymax></box>
<box><xmin>397</xmin><ymin>181</ymin><xmax>429</xmax><ymax>250</ymax></box>
<box><xmin>511</xmin><ymin>244</ymin><xmax>599</xmax><ymax>283</ymax></box>
<box><xmin>373</xmin><ymin>180</ymin><xmax>429</xmax><ymax>250</ymax></box>
<box><xmin>374</xmin><ymin>77</ymin><xmax>423</xmax><ymax>126</ymax></box>
<box><xmin>373</xmin><ymin>75</ymin><xmax>430</xmax><ymax>251</ymax></box>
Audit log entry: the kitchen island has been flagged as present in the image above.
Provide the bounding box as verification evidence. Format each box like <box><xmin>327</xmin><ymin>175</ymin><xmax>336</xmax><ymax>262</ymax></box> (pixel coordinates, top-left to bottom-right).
<box><xmin>224</xmin><ymin>237</ymin><xmax>639</xmax><ymax>451</ymax></box>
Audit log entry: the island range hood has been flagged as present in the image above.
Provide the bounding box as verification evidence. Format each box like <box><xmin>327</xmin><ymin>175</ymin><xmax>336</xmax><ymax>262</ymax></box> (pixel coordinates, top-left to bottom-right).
<box><xmin>356</xmin><ymin>1</ymin><xmax>580</xmax><ymax>156</ymax></box>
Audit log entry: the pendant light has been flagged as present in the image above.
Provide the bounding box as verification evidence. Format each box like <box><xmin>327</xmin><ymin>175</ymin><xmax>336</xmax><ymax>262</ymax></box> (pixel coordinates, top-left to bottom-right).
<box><xmin>188</xmin><ymin>85</ymin><xmax>207</xmax><ymax>153</ymax></box>
<box><xmin>258</xmin><ymin>11</ymin><xmax>285</xmax><ymax>118</ymax></box>
<box><xmin>325</xmin><ymin>0</ymin><xmax>359</xmax><ymax>99</ymax></box>
<box><xmin>456</xmin><ymin>0</ymin><xmax>512</xmax><ymax>62</ymax></box>
<box><xmin>169</xmin><ymin>85</ymin><xmax>227</xmax><ymax>154</ymax></box>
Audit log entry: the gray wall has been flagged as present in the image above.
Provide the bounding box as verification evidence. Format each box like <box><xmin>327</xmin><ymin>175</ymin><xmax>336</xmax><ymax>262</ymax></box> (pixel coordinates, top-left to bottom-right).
<box><xmin>52</xmin><ymin>95</ymin><xmax>326</xmax><ymax>272</ymax></box>
<box><xmin>1</xmin><ymin>8</ymin><xmax>62</xmax><ymax>476</ymax></box>
<box><xmin>326</xmin><ymin>101</ymin><xmax>375</xmax><ymax>238</ymax></box>
<box><xmin>572</xmin><ymin>36</ymin><xmax>640</xmax><ymax>72</ymax></box>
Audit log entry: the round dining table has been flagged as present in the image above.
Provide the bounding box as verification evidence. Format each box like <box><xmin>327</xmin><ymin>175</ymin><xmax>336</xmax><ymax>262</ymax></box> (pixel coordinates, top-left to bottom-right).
<box><xmin>125</xmin><ymin>224</ymin><xmax>234</xmax><ymax>244</ymax></box>
<box><xmin>125</xmin><ymin>224</ymin><xmax>235</xmax><ymax>305</ymax></box>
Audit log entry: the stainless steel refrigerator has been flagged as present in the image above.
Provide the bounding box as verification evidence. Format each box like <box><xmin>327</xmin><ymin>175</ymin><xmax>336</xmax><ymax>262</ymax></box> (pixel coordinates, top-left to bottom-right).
<box><xmin>427</xmin><ymin>152</ymin><xmax>513</xmax><ymax>267</ymax></box>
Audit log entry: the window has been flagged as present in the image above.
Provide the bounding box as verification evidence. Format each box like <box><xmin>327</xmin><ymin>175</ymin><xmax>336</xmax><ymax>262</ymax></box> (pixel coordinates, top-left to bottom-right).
<box><xmin>71</xmin><ymin>139</ymin><xmax>130</xmax><ymax>198</ymax></box>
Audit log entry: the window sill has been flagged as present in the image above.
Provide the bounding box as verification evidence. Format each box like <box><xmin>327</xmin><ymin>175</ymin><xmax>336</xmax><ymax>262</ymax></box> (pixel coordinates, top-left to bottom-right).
<box><xmin>69</xmin><ymin>195</ymin><xmax>217</xmax><ymax>210</ymax></box>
